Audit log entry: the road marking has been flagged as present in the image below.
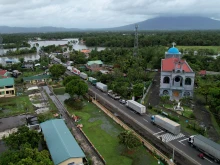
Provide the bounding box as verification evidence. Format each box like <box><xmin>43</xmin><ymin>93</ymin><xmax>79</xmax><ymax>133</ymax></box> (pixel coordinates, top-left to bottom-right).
<box><xmin>158</xmin><ymin>133</ymin><xmax>185</xmax><ymax>143</ymax></box>
<box><xmin>178</xmin><ymin>141</ymin><xmax>186</xmax><ymax>146</ymax></box>
<box><xmin>179</xmin><ymin>138</ymin><xmax>188</xmax><ymax>142</ymax></box>
<box><xmin>204</xmin><ymin>157</ymin><xmax>213</xmax><ymax>163</ymax></box>
<box><xmin>153</xmin><ymin>130</ymin><xmax>164</xmax><ymax>135</ymax></box>
<box><xmin>143</xmin><ymin>119</ymin><xmax>148</xmax><ymax>123</ymax></box>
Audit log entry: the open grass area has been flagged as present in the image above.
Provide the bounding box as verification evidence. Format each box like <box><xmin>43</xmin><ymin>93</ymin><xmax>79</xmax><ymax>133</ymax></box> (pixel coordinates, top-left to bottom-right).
<box><xmin>66</xmin><ymin>101</ymin><xmax>158</xmax><ymax>165</ymax></box>
<box><xmin>0</xmin><ymin>96</ymin><xmax>34</xmax><ymax>118</ymax></box>
<box><xmin>178</xmin><ymin>46</ymin><xmax>220</xmax><ymax>53</ymax></box>
<box><xmin>53</xmin><ymin>87</ymin><xmax>66</xmax><ymax>95</ymax></box>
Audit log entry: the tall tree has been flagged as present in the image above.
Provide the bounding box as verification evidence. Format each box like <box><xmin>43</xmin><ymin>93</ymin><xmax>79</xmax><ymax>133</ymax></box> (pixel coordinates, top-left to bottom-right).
<box><xmin>65</xmin><ymin>79</ymin><xmax>88</xmax><ymax>99</ymax></box>
<box><xmin>49</xmin><ymin>64</ymin><xmax>66</xmax><ymax>79</ymax></box>
<box><xmin>118</xmin><ymin>130</ymin><xmax>141</xmax><ymax>150</ymax></box>
<box><xmin>3</xmin><ymin>126</ymin><xmax>40</xmax><ymax>150</ymax></box>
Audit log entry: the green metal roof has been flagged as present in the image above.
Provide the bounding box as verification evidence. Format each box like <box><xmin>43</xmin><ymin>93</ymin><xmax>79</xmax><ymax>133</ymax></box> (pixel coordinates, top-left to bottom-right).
<box><xmin>40</xmin><ymin>119</ymin><xmax>85</xmax><ymax>165</ymax></box>
<box><xmin>87</xmin><ymin>60</ymin><xmax>103</xmax><ymax>66</ymax></box>
<box><xmin>23</xmin><ymin>75</ymin><xmax>50</xmax><ymax>81</ymax></box>
<box><xmin>0</xmin><ymin>78</ymin><xmax>14</xmax><ymax>87</ymax></box>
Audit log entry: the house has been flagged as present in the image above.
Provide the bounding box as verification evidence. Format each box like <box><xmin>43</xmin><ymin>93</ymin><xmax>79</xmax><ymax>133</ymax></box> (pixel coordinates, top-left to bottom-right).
<box><xmin>160</xmin><ymin>44</ymin><xmax>195</xmax><ymax>100</ymax></box>
<box><xmin>80</xmin><ymin>49</ymin><xmax>91</xmax><ymax>58</ymax></box>
<box><xmin>86</xmin><ymin>60</ymin><xmax>103</xmax><ymax>71</ymax></box>
<box><xmin>63</xmin><ymin>52</ymin><xmax>70</xmax><ymax>59</ymax></box>
<box><xmin>22</xmin><ymin>62</ymin><xmax>34</xmax><ymax>69</ymax></box>
<box><xmin>40</xmin><ymin>119</ymin><xmax>85</xmax><ymax>165</ymax></box>
<box><xmin>0</xmin><ymin>78</ymin><xmax>15</xmax><ymax>97</ymax></box>
<box><xmin>0</xmin><ymin>69</ymin><xmax>9</xmax><ymax>78</ymax></box>
<box><xmin>23</xmin><ymin>75</ymin><xmax>51</xmax><ymax>85</ymax></box>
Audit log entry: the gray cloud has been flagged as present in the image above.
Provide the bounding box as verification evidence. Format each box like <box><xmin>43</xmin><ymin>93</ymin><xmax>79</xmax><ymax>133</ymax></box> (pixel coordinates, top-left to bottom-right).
<box><xmin>0</xmin><ymin>0</ymin><xmax>220</xmax><ymax>28</ymax></box>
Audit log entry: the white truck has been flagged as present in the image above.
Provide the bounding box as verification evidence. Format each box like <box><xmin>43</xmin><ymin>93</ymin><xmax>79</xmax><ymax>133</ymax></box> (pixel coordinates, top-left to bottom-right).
<box><xmin>96</xmin><ymin>82</ymin><xmax>108</xmax><ymax>92</ymax></box>
<box><xmin>72</xmin><ymin>68</ymin><xmax>80</xmax><ymax>75</ymax></box>
<box><xmin>188</xmin><ymin>135</ymin><xmax>220</xmax><ymax>162</ymax></box>
<box><xmin>67</xmin><ymin>66</ymin><xmax>73</xmax><ymax>72</ymax></box>
<box><xmin>126</xmin><ymin>100</ymin><xmax>146</xmax><ymax>115</ymax></box>
<box><xmin>151</xmin><ymin>115</ymin><xmax>181</xmax><ymax>135</ymax></box>
<box><xmin>79</xmin><ymin>72</ymin><xmax>88</xmax><ymax>80</ymax></box>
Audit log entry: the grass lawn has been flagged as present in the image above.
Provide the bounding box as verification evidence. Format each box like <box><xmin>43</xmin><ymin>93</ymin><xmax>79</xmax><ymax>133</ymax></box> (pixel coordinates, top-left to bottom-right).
<box><xmin>0</xmin><ymin>96</ymin><xmax>34</xmax><ymax>118</ymax></box>
<box><xmin>53</xmin><ymin>87</ymin><xmax>66</xmax><ymax>95</ymax></box>
<box><xmin>66</xmin><ymin>101</ymin><xmax>158</xmax><ymax>165</ymax></box>
<box><xmin>178</xmin><ymin>46</ymin><xmax>220</xmax><ymax>53</ymax></box>
<box><xmin>22</xmin><ymin>70</ymin><xmax>44</xmax><ymax>77</ymax></box>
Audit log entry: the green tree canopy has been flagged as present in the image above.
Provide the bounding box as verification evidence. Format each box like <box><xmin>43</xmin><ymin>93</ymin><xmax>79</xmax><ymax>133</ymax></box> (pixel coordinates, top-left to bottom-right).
<box><xmin>118</xmin><ymin>130</ymin><xmax>141</xmax><ymax>150</ymax></box>
<box><xmin>65</xmin><ymin>79</ymin><xmax>88</xmax><ymax>98</ymax></box>
<box><xmin>3</xmin><ymin>126</ymin><xmax>41</xmax><ymax>150</ymax></box>
<box><xmin>63</xmin><ymin>76</ymin><xmax>80</xmax><ymax>86</ymax></box>
<box><xmin>133</xmin><ymin>83</ymin><xmax>144</xmax><ymax>97</ymax></box>
<box><xmin>0</xmin><ymin>144</ymin><xmax>53</xmax><ymax>165</ymax></box>
<box><xmin>49</xmin><ymin>64</ymin><xmax>66</xmax><ymax>79</ymax></box>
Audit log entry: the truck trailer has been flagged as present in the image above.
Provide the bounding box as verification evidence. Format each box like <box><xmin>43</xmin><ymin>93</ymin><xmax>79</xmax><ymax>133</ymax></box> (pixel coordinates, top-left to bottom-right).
<box><xmin>188</xmin><ymin>135</ymin><xmax>220</xmax><ymax>162</ymax></box>
<box><xmin>151</xmin><ymin>115</ymin><xmax>181</xmax><ymax>135</ymax></box>
<box><xmin>72</xmin><ymin>68</ymin><xmax>80</xmax><ymax>75</ymax></box>
<box><xmin>96</xmin><ymin>82</ymin><xmax>108</xmax><ymax>92</ymax></box>
<box><xmin>88</xmin><ymin>77</ymin><xmax>97</xmax><ymax>85</ymax></box>
<box><xmin>67</xmin><ymin>66</ymin><xmax>73</xmax><ymax>72</ymax></box>
<box><xmin>126</xmin><ymin>100</ymin><xmax>146</xmax><ymax>114</ymax></box>
<box><xmin>79</xmin><ymin>72</ymin><xmax>88</xmax><ymax>80</ymax></box>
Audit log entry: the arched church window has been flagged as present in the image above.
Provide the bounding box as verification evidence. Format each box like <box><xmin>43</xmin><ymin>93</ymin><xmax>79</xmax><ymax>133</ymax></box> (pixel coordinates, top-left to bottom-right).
<box><xmin>175</xmin><ymin>76</ymin><xmax>180</xmax><ymax>82</ymax></box>
<box><xmin>185</xmin><ymin>78</ymin><xmax>191</xmax><ymax>85</ymax></box>
<box><xmin>163</xmin><ymin>77</ymin><xmax>170</xmax><ymax>84</ymax></box>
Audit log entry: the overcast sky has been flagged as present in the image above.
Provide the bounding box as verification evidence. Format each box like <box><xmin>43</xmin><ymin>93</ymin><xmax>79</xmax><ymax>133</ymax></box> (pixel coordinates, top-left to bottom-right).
<box><xmin>0</xmin><ymin>0</ymin><xmax>220</xmax><ymax>28</ymax></box>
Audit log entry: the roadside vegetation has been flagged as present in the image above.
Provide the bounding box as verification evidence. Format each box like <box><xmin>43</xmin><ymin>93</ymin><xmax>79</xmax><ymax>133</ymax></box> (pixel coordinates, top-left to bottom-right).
<box><xmin>65</xmin><ymin>100</ymin><xmax>158</xmax><ymax>165</ymax></box>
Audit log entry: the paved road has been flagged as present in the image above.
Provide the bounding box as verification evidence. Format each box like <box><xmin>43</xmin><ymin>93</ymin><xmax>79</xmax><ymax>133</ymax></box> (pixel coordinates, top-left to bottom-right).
<box><xmin>42</xmin><ymin>86</ymin><xmax>104</xmax><ymax>165</ymax></box>
<box><xmin>65</xmin><ymin>70</ymin><xmax>218</xmax><ymax>165</ymax></box>
<box><xmin>88</xmin><ymin>84</ymin><xmax>218</xmax><ymax>165</ymax></box>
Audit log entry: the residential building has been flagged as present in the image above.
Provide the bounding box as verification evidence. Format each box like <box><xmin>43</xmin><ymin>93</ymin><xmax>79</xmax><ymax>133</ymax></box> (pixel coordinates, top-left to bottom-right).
<box><xmin>0</xmin><ymin>69</ymin><xmax>9</xmax><ymax>78</ymax></box>
<box><xmin>0</xmin><ymin>78</ymin><xmax>15</xmax><ymax>97</ymax></box>
<box><xmin>86</xmin><ymin>60</ymin><xmax>103</xmax><ymax>71</ymax></box>
<box><xmin>80</xmin><ymin>49</ymin><xmax>91</xmax><ymax>58</ymax></box>
<box><xmin>23</xmin><ymin>75</ymin><xmax>51</xmax><ymax>85</ymax></box>
<box><xmin>160</xmin><ymin>45</ymin><xmax>195</xmax><ymax>100</ymax></box>
<box><xmin>40</xmin><ymin>119</ymin><xmax>85</xmax><ymax>165</ymax></box>
<box><xmin>22</xmin><ymin>62</ymin><xmax>34</xmax><ymax>69</ymax></box>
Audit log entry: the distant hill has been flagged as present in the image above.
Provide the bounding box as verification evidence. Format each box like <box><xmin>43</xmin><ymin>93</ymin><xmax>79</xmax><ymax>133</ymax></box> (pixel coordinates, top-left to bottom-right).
<box><xmin>0</xmin><ymin>26</ymin><xmax>80</xmax><ymax>33</ymax></box>
<box><xmin>109</xmin><ymin>16</ymin><xmax>220</xmax><ymax>31</ymax></box>
<box><xmin>1</xmin><ymin>16</ymin><xmax>220</xmax><ymax>33</ymax></box>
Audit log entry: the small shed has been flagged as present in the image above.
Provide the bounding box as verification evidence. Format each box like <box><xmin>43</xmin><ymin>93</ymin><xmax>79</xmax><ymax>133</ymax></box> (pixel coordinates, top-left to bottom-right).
<box><xmin>40</xmin><ymin>119</ymin><xmax>85</xmax><ymax>165</ymax></box>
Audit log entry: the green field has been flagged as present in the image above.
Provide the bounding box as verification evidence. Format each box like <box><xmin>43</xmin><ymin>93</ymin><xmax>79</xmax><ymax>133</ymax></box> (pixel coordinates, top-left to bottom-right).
<box><xmin>66</xmin><ymin>101</ymin><xmax>158</xmax><ymax>165</ymax></box>
<box><xmin>53</xmin><ymin>87</ymin><xmax>66</xmax><ymax>95</ymax></box>
<box><xmin>0</xmin><ymin>96</ymin><xmax>34</xmax><ymax>118</ymax></box>
<box><xmin>178</xmin><ymin>46</ymin><xmax>220</xmax><ymax>53</ymax></box>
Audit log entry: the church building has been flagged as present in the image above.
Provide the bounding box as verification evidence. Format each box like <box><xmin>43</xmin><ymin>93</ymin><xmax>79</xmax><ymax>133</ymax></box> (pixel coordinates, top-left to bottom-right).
<box><xmin>159</xmin><ymin>43</ymin><xmax>195</xmax><ymax>100</ymax></box>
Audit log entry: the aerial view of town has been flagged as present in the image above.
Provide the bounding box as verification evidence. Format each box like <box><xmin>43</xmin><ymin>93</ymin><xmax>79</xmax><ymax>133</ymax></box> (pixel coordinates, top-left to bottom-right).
<box><xmin>0</xmin><ymin>1</ymin><xmax>220</xmax><ymax>165</ymax></box>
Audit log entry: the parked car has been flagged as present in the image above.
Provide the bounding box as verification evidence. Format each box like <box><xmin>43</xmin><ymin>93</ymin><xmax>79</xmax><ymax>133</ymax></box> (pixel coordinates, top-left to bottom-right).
<box><xmin>119</xmin><ymin>99</ymin><xmax>126</xmax><ymax>104</ymax></box>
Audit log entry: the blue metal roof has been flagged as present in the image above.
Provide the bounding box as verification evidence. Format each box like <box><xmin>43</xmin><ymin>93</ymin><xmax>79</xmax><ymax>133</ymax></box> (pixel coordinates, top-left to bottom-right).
<box><xmin>168</xmin><ymin>47</ymin><xmax>179</xmax><ymax>54</ymax></box>
<box><xmin>40</xmin><ymin>119</ymin><xmax>85</xmax><ymax>165</ymax></box>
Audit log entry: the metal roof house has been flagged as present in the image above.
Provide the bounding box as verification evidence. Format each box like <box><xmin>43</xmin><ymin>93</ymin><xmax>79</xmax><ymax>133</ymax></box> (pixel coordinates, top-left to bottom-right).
<box><xmin>86</xmin><ymin>60</ymin><xmax>103</xmax><ymax>71</ymax></box>
<box><xmin>40</xmin><ymin>119</ymin><xmax>85</xmax><ymax>165</ymax></box>
<box><xmin>23</xmin><ymin>75</ymin><xmax>51</xmax><ymax>85</ymax></box>
<box><xmin>0</xmin><ymin>77</ymin><xmax>15</xmax><ymax>97</ymax></box>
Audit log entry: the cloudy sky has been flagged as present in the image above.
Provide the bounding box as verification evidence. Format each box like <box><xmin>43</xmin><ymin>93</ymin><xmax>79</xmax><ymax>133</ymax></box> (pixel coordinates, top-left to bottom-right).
<box><xmin>0</xmin><ymin>0</ymin><xmax>220</xmax><ymax>28</ymax></box>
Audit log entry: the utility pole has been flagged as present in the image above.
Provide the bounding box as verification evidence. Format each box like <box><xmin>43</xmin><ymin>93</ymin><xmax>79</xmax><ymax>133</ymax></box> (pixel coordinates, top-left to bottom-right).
<box><xmin>133</xmin><ymin>24</ymin><xmax>138</xmax><ymax>57</ymax></box>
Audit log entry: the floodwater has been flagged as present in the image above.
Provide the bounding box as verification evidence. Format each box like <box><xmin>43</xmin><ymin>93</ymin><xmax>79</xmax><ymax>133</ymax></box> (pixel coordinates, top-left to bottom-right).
<box><xmin>0</xmin><ymin>38</ymin><xmax>105</xmax><ymax>64</ymax></box>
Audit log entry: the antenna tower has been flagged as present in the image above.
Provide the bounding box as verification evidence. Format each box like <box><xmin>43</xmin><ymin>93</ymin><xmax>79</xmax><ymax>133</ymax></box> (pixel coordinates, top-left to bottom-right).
<box><xmin>133</xmin><ymin>24</ymin><xmax>138</xmax><ymax>56</ymax></box>
<box><xmin>0</xmin><ymin>35</ymin><xmax>3</xmax><ymax>56</ymax></box>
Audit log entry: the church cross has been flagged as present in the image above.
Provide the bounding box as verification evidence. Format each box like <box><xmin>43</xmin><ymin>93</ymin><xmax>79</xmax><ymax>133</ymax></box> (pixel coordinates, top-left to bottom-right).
<box><xmin>172</xmin><ymin>42</ymin><xmax>176</xmax><ymax>47</ymax></box>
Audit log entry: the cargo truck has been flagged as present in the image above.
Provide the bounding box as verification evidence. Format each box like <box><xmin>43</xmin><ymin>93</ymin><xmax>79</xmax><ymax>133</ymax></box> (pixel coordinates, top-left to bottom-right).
<box><xmin>96</xmin><ymin>82</ymin><xmax>108</xmax><ymax>92</ymax></box>
<box><xmin>88</xmin><ymin>77</ymin><xmax>97</xmax><ymax>85</ymax></box>
<box><xmin>151</xmin><ymin>115</ymin><xmax>181</xmax><ymax>135</ymax></box>
<box><xmin>126</xmin><ymin>100</ymin><xmax>146</xmax><ymax>115</ymax></box>
<box><xmin>72</xmin><ymin>68</ymin><xmax>80</xmax><ymax>75</ymax></box>
<box><xmin>67</xmin><ymin>66</ymin><xmax>73</xmax><ymax>72</ymax></box>
<box><xmin>79</xmin><ymin>72</ymin><xmax>88</xmax><ymax>80</ymax></box>
<box><xmin>188</xmin><ymin>135</ymin><xmax>220</xmax><ymax>162</ymax></box>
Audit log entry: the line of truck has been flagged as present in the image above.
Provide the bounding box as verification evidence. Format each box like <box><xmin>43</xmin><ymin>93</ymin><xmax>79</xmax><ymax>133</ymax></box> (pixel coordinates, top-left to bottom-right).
<box><xmin>65</xmin><ymin>66</ymin><xmax>220</xmax><ymax>164</ymax></box>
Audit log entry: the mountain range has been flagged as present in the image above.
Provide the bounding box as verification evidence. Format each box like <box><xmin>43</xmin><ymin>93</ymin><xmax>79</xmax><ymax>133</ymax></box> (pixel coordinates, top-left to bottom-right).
<box><xmin>1</xmin><ymin>16</ymin><xmax>220</xmax><ymax>33</ymax></box>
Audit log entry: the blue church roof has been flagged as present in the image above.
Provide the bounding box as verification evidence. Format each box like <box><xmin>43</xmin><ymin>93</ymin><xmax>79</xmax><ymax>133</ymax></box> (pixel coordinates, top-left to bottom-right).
<box><xmin>168</xmin><ymin>47</ymin><xmax>179</xmax><ymax>54</ymax></box>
